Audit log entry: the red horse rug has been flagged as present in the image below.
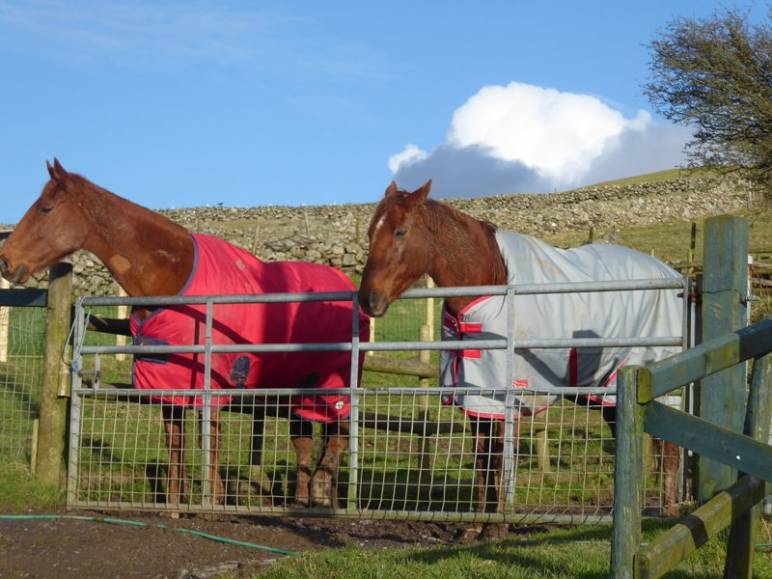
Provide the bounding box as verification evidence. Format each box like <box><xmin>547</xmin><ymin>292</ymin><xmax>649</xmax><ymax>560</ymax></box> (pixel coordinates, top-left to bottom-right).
<box><xmin>130</xmin><ymin>234</ymin><xmax>369</xmax><ymax>423</ymax></box>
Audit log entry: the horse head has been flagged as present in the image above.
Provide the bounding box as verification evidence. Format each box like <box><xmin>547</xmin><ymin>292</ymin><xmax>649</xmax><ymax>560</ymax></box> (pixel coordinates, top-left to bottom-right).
<box><xmin>0</xmin><ymin>159</ymin><xmax>89</xmax><ymax>284</ymax></box>
<box><xmin>358</xmin><ymin>180</ymin><xmax>434</xmax><ymax>317</ymax></box>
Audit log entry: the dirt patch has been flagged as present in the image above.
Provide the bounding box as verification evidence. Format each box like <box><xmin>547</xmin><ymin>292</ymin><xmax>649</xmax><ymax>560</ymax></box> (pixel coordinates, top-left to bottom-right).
<box><xmin>0</xmin><ymin>511</ymin><xmax>464</xmax><ymax>578</ymax></box>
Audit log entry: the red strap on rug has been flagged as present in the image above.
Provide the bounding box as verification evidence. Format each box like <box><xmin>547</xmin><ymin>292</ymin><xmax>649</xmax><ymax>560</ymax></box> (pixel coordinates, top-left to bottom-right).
<box><xmin>568</xmin><ymin>348</ymin><xmax>578</xmax><ymax>386</ymax></box>
<box><xmin>459</xmin><ymin>322</ymin><xmax>482</xmax><ymax>333</ymax></box>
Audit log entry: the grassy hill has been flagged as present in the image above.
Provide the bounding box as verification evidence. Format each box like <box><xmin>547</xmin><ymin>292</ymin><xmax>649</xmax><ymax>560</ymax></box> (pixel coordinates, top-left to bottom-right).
<box><xmin>580</xmin><ymin>167</ymin><xmax>696</xmax><ymax>188</ymax></box>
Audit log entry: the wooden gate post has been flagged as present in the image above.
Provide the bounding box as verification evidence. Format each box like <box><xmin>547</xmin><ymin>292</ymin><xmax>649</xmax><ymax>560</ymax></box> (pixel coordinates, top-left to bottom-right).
<box><xmin>418</xmin><ymin>277</ymin><xmax>436</xmax><ymax>492</ymax></box>
<box><xmin>115</xmin><ymin>287</ymin><xmax>128</xmax><ymax>361</ymax></box>
<box><xmin>698</xmin><ymin>216</ymin><xmax>749</xmax><ymax>501</ymax></box>
<box><xmin>0</xmin><ymin>277</ymin><xmax>9</xmax><ymax>363</ymax></box>
<box><xmin>36</xmin><ymin>262</ymin><xmax>73</xmax><ymax>487</ymax></box>
<box><xmin>724</xmin><ymin>352</ymin><xmax>771</xmax><ymax>578</ymax></box>
<box><xmin>611</xmin><ymin>366</ymin><xmax>646</xmax><ymax>578</ymax></box>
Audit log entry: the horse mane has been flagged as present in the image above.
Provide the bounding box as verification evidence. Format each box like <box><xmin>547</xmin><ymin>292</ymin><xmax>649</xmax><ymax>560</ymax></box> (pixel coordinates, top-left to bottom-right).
<box><xmin>420</xmin><ymin>198</ymin><xmax>507</xmax><ymax>285</ymax></box>
<box><xmin>61</xmin><ymin>172</ymin><xmax>188</xmax><ymax>237</ymax></box>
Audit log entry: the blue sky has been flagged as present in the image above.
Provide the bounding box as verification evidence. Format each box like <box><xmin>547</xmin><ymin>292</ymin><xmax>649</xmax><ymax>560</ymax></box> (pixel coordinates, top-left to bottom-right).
<box><xmin>0</xmin><ymin>1</ymin><xmax>768</xmax><ymax>223</ymax></box>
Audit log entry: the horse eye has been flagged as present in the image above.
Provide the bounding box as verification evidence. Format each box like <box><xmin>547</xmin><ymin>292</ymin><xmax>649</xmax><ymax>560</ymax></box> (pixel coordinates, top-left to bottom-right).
<box><xmin>395</xmin><ymin>228</ymin><xmax>407</xmax><ymax>238</ymax></box>
<box><xmin>39</xmin><ymin>206</ymin><xmax>53</xmax><ymax>214</ymax></box>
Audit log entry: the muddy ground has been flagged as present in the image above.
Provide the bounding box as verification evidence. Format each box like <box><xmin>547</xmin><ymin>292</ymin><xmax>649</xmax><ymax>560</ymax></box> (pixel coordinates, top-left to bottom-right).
<box><xmin>0</xmin><ymin>511</ymin><xmax>477</xmax><ymax>578</ymax></box>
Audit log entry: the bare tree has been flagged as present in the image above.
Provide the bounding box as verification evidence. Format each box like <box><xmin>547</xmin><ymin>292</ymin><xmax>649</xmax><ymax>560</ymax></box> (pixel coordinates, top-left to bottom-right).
<box><xmin>644</xmin><ymin>9</ymin><xmax>772</xmax><ymax>188</ymax></box>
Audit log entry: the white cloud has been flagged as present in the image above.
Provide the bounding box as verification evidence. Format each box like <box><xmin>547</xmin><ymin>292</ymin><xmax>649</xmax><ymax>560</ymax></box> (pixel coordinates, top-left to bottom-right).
<box><xmin>388</xmin><ymin>144</ymin><xmax>428</xmax><ymax>173</ymax></box>
<box><xmin>390</xmin><ymin>81</ymin><xmax>691</xmax><ymax>196</ymax></box>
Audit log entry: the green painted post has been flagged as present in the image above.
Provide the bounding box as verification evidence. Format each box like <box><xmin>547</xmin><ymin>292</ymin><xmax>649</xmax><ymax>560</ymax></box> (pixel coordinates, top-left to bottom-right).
<box><xmin>611</xmin><ymin>366</ymin><xmax>646</xmax><ymax>578</ymax></box>
<box><xmin>724</xmin><ymin>352</ymin><xmax>771</xmax><ymax>578</ymax></box>
<box><xmin>36</xmin><ymin>263</ymin><xmax>73</xmax><ymax>487</ymax></box>
<box><xmin>698</xmin><ymin>216</ymin><xmax>748</xmax><ymax>501</ymax></box>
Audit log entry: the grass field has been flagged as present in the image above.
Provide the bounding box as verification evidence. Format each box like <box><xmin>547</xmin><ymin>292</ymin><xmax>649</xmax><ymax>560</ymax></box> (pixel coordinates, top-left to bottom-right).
<box><xmin>260</xmin><ymin>521</ymin><xmax>772</xmax><ymax>579</ymax></box>
<box><xmin>580</xmin><ymin>167</ymin><xmax>697</xmax><ymax>188</ymax></box>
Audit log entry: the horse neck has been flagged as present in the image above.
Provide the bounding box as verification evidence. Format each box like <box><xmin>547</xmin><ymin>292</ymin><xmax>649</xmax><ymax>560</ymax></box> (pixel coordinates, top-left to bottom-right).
<box><xmin>76</xmin><ymin>181</ymin><xmax>194</xmax><ymax>297</ymax></box>
<box><xmin>421</xmin><ymin>201</ymin><xmax>507</xmax><ymax>315</ymax></box>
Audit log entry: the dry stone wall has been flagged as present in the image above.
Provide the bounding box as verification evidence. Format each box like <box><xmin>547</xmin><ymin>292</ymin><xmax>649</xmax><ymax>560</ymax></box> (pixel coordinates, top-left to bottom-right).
<box><xmin>3</xmin><ymin>173</ymin><xmax>753</xmax><ymax>296</ymax></box>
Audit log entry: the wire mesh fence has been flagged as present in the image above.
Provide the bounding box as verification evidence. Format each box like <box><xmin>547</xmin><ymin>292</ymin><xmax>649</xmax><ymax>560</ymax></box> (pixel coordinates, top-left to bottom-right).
<box><xmin>0</xmin><ymin>302</ymin><xmax>46</xmax><ymax>467</ymax></box>
<box><xmin>69</xmin><ymin>387</ymin><xmax>681</xmax><ymax>522</ymax></box>
<box><xmin>67</xmin><ymin>279</ymin><xmax>688</xmax><ymax>522</ymax></box>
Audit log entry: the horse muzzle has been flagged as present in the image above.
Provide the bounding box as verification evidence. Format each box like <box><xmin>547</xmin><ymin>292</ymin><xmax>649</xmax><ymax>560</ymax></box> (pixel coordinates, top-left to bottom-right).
<box><xmin>360</xmin><ymin>289</ymin><xmax>390</xmax><ymax>318</ymax></box>
<box><xmin>0</xmin><ymin>256</ymin><xmax>28</xmax><ymax>284</ymax></box>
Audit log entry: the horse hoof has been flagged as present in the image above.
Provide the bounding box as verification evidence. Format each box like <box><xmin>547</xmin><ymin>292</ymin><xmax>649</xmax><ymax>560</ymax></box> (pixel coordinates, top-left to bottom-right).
<box><xmin>662</xmin><ymin>503</ymin><xmax>680</xmax><ymax>517</ymax></box>
<box><xmin>294</xmin><ymin>496</ymin><xmax>310</xmax><ymax>508</ymax></box>
<box><xmin>481</xmin><ymin>523</ymin><xmax>509</xmax><ymax>541</ymax></box>
<box><xmin>455</xmin><ymin>525</ymin><xmax>483</xmax><ymax>544</ymax></box>
<box><xmin>310</xmin><ymin>486</ymin><xmax>332</xmax><ymax>508</ymax></box>
<box><xmin>309</xmin><ymin>471</ymin><xmax>334</xmax><ymax>508</ymax></box>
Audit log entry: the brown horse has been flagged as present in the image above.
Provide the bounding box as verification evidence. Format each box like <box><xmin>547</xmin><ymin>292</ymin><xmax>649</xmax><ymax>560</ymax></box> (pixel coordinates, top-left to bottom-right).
<box><xmin>0</xmin><ymin>159</ymin><xmax>363</xmax><ymax>509</ymax></box>
<box><xmin>358</xmin><ymin>180</ymin><xmax>680</xmax><ymax>541</ymax></box>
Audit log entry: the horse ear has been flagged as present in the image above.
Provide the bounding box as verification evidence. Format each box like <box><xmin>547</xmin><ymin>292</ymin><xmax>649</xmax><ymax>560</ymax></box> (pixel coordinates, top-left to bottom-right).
<box><xmin>52</xmin><ymin>158</ymin><xmax>68</xmax><ymax>180</ymax></box>
<box><xmin>384</xmin><ymin>181</ymin><xmax>399</xmax><ymax>197</ymax></box>
<box><xmin>411</xmin><ymin>179</ymin><xmax>432</xmax><ymax>204</ymax></box>
<box><xmin>47</xmin><ymin>158</ymin><xmax>68</xmax><ymax>182</ymax></box>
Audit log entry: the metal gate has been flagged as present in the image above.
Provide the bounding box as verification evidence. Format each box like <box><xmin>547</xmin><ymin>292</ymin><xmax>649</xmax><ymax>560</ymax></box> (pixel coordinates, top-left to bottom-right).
<box><xmin>67</xmin><ymin>278</ymin><xmax>690</xmax><ymax>524</ymax></box>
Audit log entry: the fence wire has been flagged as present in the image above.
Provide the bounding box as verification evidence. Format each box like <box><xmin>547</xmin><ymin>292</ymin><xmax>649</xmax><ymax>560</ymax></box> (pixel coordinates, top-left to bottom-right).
<box><xmin>0</xmin><ymin>305</ymin><xmax>46</xmax><ymax>466</ymax></box>
<box><xmin>70</xmin><ymin>385</ymin><xmax>680</xmax><ymax>522</ymax></box>
<box><xmin>69</xmin><ymin>280</ymin><xmax>687</xmax><ymax>522</ymax></box>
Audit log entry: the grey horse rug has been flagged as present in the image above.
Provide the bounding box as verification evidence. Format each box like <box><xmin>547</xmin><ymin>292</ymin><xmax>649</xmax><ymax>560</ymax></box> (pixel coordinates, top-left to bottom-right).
<box><xmin>440</xmin><ymin>230</ymin><xmax>683</xmax><ymax>420</ymax></box>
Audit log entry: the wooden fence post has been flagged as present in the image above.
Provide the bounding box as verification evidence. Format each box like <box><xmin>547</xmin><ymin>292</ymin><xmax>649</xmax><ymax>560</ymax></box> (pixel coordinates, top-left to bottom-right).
<box><xmin>368</xmin><ymin>316</ymin><xmax>376</xmax><ymax>356</ymax></box>
<box><xmin>420</xmin><ymin>276</ymin><xmax>435</xmax><ymax>388</ymax></box>
<box><xmin>418</xmin><ymin>277</ymin><xmax>436</xmax><ymax>488</ymax></box>
<box><xmin>611</xmin><ymin>366</ymin><xmax>646</xmax><ymax>578</ymax></box>
<box><xmin>36</xmin><ymin>263</ymin><xmax>73</xmax><ymax>487</ymax></box>
<box><xmin>0</xmin><ymin>277</ymin><xmax>9</xmax><ymax>363</ymax></box>
<box><xmin>698</xmin><ymin>216</ymin><xmax>749</xmax><ymax>501</ymax></box>
<box><xmin>115</xmin><ymin>287</ymin><xmax>128</xmax><ymax>361</ymax></box>
<box><xmin>687</xmin><ymin>221</ymin><xmax>697</xmax><ymax>278</ymax></box>
<box><xmin>724</xmin><ymin>352</ymin><xmax>771</xmax><ymax>578</ymax></box>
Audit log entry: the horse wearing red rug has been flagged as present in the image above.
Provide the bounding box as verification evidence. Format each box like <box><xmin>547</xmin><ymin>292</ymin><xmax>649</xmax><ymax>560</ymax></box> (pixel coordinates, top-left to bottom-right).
<box><xmin>0</xmin><ymin>159</ymin><xmax>367</xmax><ymax>508</ymax></box>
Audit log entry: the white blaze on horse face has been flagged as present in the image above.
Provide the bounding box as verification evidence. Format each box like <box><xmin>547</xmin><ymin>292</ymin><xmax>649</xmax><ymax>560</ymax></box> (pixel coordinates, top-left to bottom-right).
<box><xmin>374</xmin><ymin>215</ymin><xmax>387</xmax><ymax>235</ymax></box>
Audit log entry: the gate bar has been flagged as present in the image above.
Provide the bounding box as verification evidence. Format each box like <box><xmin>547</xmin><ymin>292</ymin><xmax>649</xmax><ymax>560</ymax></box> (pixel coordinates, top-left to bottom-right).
<box><xmin>347</xmin><ymin>294</ymin><xmax>361</xmax><ymax>512</ymax></box>
<box><xmin>79</xmin><ymin>335</ymin><xmax>682</xmax><ymax>357</ymax></box>
<box><xmin>201</xmin><ymin>299</ymin><xmax>214</xmax><ymax>506</ymax></box>
<box><xmin>79</xmin><ymin>277</ymin><xmax>685</xmax><ymax>308</ymax></box>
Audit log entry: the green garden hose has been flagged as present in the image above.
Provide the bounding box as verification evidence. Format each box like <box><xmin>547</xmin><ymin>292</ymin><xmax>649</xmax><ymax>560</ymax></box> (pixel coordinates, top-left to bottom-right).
<box><xmin>0</xmin><ymin>513</ymin><xmax>295</xmax><ymax>556</ymax></box>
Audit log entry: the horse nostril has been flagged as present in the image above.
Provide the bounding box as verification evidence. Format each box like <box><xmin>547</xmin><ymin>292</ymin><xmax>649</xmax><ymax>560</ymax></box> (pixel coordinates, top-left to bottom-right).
<box><xmin>368</xmin><ymin>290</ymin><xmax>389</xmax><ymax>317</ymax></box>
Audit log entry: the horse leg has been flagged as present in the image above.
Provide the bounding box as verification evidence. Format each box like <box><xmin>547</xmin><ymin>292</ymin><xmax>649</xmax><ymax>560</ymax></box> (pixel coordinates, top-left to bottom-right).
<box><xmin>310</xmin><ymin>420</ymin><xmax>349</xmax><ymax>509</ymax></box>
<box><xmin>198</xmin><ymin>408</ymin><xmax>224</xmax><ymax>505</ymax></box>
<box><xmin>459</xmin><ymin>418</ymin><xmax>507</xmax><ymax>543</ymax></box>
<box><xmin>290</xmin><ymin>417</ymin><xmax>314</xmax><ymax>506</ymax></box>
<box><xmin>162</xmin><ymin>405</ymin><xmax>189</xmax><ymax>505</ymax></box>
<box><xmin>480</xmin><ymin>420</ymin><xmax>508</xmax><ymax>540</ymax></box>
<box><xmin>601</xmin><ymin>404</ymin><xmax>617</xmax><ymax>439</ymax></box>
<box><xmin>657</xmin><ymin>439</ymin><xmax>680</xmax><ymax>516</ymax></box>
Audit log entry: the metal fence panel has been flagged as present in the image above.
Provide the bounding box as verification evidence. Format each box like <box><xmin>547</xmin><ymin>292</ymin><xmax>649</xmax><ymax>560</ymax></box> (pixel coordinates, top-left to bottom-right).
<box><xmin>0</xmin><ymin>304</ymin><xmax>46</xmax><ymax>467</ymax></box>
<box><xmin>68</xmin><ymin>280</ymin><xmax>689</xmax><ymax>522</ymax></box>
<box><xmin>68</xmin><ymin>387</ymin><xmax>681</xmax><ymax>523</ymax></box>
